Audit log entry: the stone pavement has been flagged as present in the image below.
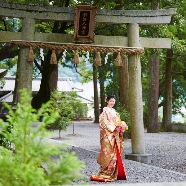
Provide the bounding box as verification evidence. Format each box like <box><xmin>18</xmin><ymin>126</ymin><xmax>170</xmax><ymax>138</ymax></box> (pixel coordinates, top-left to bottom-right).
<box><xmin>44</xmin><ymin>121</ymin><xmax>186</xmax><ymax>185</ymax></box>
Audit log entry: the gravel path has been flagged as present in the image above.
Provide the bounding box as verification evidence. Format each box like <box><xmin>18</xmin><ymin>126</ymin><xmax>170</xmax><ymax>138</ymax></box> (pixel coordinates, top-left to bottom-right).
<box><xmin>46</xmin><ymin>121</ymin><xmax>186</xmax><ymax>184</ymax></box>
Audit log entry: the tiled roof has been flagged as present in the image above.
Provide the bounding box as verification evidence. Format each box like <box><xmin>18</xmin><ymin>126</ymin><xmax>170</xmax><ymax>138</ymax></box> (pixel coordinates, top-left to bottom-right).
<box><xmin>77</xmin><ymin>95</ymin><xmax>93</xmax><ymax>104</ymax></box>
<box><xmin>0</xmin><ymin>77</ymin><xmax>94</xmax><ymax>104</ymax></box>
<box><xmin>0</xmin><ymin>76</ymin><xmax>83</xmax><ymax>92</ymax></box>
<box><xmin>0</xmin><ymin>69</ymin><xmax>7</xmax><ymax>79</ymax></box>
<box><xmin>0</xmin><ymin>91</ymin><xmax>13</xmax><ymax>103</ymax></box>
<box><xmin>0</xmin><ymin>91</ymin><xmax>93</xmax><ymax>104</ymax></box>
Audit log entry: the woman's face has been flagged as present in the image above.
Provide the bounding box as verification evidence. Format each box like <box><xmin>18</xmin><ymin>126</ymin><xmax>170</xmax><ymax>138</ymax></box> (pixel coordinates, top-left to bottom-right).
<box><xmin>107</xmin><ymin>98</ymin><xmax>115</xmax><ymax>108</ymax></box>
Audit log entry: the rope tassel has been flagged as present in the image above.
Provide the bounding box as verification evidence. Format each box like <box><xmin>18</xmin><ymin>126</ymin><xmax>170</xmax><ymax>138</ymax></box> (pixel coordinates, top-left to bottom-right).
<box><xmin>50</xmin><ymin>50</ymin><xmax>57</xmax><ymax>64</ymax></box>
<box><xmin>94</xmin><ymin>52</ymin><xmax>102</xmax><ymax>66</ymax></box>
<box><xmin>28</xmin><ymin>46</ymin><xmax>34</xmax><ymax>62</ymax></box>
<box><xmin>115</xmin><ymin>52</ymin><xmax>123</xmax><ymax>66</ymax></box>
<box><xmin>74</xmin><ymin>50</ymin><xmax>80</xmax><ymax>65</ymax></box>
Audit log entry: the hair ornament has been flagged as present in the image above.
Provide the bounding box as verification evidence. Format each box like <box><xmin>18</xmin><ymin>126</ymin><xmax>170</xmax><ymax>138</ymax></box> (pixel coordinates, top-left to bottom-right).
<box><xmin>105</xmin><ymin>96</ymin><xmax>107</xmax><ymax>103</ymax></box>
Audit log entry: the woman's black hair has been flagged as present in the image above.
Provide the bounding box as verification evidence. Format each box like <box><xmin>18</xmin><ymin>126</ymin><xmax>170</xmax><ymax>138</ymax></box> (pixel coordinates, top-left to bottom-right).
<box><xmin>106</xmin><ymin>94</ymin><xmax>116</xmax><ymax>102</ymax></box>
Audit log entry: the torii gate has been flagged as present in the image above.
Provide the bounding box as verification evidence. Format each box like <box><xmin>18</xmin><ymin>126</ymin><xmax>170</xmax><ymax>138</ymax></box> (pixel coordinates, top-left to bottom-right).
<box><xmin>0</xmin><ymin>1</ymin><xmax>176</xmax><ymax>163</ymax></box>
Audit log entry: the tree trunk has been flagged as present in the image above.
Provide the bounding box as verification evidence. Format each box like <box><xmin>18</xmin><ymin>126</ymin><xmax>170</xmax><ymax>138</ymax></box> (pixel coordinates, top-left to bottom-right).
<box><xmin>93</xmin><ymin>65</ymin><xmax>99</xmax><ymax>123</ymax></box>
<box><xmin>146</xmin><ymin>0</ymin><xmax>160</xmax><ymax>132</ymax></box>
<box><xmin>151</xmin><ymin>0</ymin><xmax>159</xmax><ymax>10</ymax></box>
<box><xmin>100</xmin><ymin>79</ymin><xmax>105</xmax><ymax>113</ymax></box>
<box><xmin>13</xmin><ymin>53</ymin><xmax>20</xmax><ymax>106</ymax></box>
<box><xmin>49</xmin><ymin>64</ymin><xmax>58</xmax><ymax>92</ymax></box>
<box><xmin>118</xmin><ymin>54</ymin><xmax>130</xmax><ymax>112</ymax></box>
<box><xmin>31</xmin><ymin>0</ymin><xmax>70</xmax><ymax>109</ymax></box>
<box><xmin>31</xmin><ymin>21</ymin><xmax>65</xmax><ymax>109</ymax></box>
<box><xmin>147</xmin><ymin>55</ymin><xmax>159</xmax><ymax>133</ymax></box>
<box><xmin>31</xmin><ymin>52</ymin><xmax>52</xmax><ymax>109</ymax></box>
<box><xmin>162</xmin><ymin>49</ymin><xmax>173</xmax><ymax>131</ymax></box>
<box><xmin>99</xmin><ymin>60</ymin><xmax>106</xmax><ymax>113</ymax></box>
<box><xmin>117</xmin><ymin>0</ymin><xmax>129</xmax><ymax>112</ymax></box>
<box><xmin>59</xmin><ymin>130</ymin><xmax>61</xmax><ymax>138</ymax></box>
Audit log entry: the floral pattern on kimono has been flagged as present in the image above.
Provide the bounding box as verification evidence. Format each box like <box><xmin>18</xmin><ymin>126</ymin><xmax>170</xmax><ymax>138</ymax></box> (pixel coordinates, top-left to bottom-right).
<box><xmin>91</xmin><ymin>107</ymin><xmax>126</xmax><ymax>182</ymax></box>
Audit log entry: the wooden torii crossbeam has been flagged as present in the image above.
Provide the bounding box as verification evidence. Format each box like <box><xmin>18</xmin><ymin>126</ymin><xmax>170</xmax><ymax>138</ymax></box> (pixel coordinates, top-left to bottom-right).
<box><xmin>0</xmin><ymin>0</ymin><xmax>176</xmax><ymax>163</ymax></box>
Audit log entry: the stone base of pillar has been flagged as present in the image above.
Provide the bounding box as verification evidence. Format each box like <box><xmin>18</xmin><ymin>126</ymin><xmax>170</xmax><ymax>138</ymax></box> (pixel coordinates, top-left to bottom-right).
<box><xmin>125</xmin><ymin>153</ymin><xmax>152</xmax><ymax>164</ymax></box>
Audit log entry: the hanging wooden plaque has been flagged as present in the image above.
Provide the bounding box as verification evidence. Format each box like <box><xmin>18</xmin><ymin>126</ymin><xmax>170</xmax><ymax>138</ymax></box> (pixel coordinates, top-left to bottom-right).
<box><xmin>73</xmin><ymin>5</ymin><xmax>97</xmax><ymax>43</ymax></box>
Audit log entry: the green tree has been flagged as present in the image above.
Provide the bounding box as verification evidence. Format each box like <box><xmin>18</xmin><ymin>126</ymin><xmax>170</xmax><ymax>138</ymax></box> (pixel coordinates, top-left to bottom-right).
<box><xmin>0</xmin><ymin>89</ymin><xmax>85</xmax><ymax>186</ymax></box>
<box><xmin>46</xmin><ymin>90</ymin><xmax>88</xmax><ymax>137</ymax></box>
<box><xmin>139</xmin><ymin>1</ymin><xmax>186</xmax><ymax>130</ymax></box>
<box><xmin>46</xmin><ymin>90</ymin><xmax>75</xmax><ymax>138</ymax></box>
<box><xmin>72</xmin><ymin>101</ymin><xmax>88</xmax><ymax>119</ymax></box>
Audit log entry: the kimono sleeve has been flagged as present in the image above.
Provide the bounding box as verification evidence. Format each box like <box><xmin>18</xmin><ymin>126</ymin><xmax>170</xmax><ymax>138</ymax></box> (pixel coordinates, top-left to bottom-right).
<box><xmin>99</xmin><ymin>109</ymin><xmax>116</xmax><ymax>132</ymax></box>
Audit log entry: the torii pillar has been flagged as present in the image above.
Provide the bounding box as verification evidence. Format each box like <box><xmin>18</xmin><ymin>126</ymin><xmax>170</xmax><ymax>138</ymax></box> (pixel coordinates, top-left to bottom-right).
<box><xmin>125</xmin><ymin>23</ymin><xmax>150</xmax><ymax>163</ymax></box>
<box><xmin>17</xmin><ymin>17</ymin><xmax>35</xmax><ymax>103</ymax></box>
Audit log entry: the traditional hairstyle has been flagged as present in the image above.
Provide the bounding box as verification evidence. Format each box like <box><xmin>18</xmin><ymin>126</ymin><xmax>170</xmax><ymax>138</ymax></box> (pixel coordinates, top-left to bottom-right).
<box><xmin>105</xmin><ymin>94</ymin><xmax>116</xmax><ymax>102</ymax></box>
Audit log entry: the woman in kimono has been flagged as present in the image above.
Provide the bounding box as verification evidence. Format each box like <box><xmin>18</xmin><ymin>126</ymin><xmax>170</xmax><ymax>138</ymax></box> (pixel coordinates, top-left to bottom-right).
<box><xmin>90</xmin><ymin>95</ymin><xmax>128</xmax><ymax>182</ymax></box>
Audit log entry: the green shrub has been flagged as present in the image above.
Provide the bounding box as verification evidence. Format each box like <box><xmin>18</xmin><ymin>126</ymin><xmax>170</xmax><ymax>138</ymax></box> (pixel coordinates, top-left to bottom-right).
<box><xmin>117</xmin><ymin>106</ymin><xmax>131</xmax><ymax>139</ymax></box>
<box><xmin>0</xmin><ymin>89</ymin><xmax>85</xmax><ymax>186</ymax></box>
<box><xmin>0</xmin><ymin>122</ymin><xmax>13</xmax><ymax>149</ymax></box>
<box><xmin>46</xmin><ymin>91</ymin><xmax>88</xmax><ymax>137</ymax></box>
<box><xmin>72</xmin><ymin>101</ymin><xmax>88</xmax><ymax>119</ymax></box>
<box><xmin>46</xmin><ymin>91</ymin><xmax>75</xmax><ymax>138</ymax></box>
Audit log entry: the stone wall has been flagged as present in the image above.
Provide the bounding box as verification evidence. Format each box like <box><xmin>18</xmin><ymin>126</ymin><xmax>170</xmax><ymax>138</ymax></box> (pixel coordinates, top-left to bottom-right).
<box><xmin>172</xmin><ymin>122</ymin><xmax>186</xmax><ymax>133</ymax></box>
<box><xmin>158</xmin><ymin>122</ymin><xmax>186</xmax><ymax>133</ymax></box>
